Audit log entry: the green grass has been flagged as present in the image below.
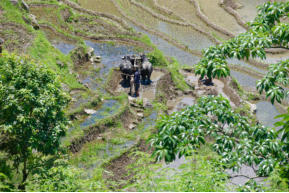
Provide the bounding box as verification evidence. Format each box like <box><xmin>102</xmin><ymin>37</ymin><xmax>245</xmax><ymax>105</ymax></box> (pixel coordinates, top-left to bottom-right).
<box><xmin>168</xmin><ymin>58</ymin><xmax>190</xmax><ymax>91</ymax></box>
<box><xmin>0</xmin><ymin>1</ymin><xmax>29</xmax><ymax>27</ymax></box>
<box><xmin>28</xmin><ymin>31</ymin><xmax>83</xmax><ymax>90</ymax></box>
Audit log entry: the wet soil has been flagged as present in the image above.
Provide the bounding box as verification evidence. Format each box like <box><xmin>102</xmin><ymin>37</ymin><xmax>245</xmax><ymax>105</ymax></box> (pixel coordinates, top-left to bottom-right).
<box><xmin>103</xmin><ymin>139</ymin><xmax>151</xmax><ymax>190</ymax></box>
<box><xmin>115</xmin><ymin>70</ymin><xmax>165</xmax><ymax>101</ymax></box>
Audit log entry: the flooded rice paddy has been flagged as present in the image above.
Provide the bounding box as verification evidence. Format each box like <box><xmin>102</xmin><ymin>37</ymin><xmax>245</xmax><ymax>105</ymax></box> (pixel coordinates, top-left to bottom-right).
<box><xmin>79</xmin><ymin>99</ymin><xmax>121</xmax><ymax>128</ymax></box>
<box><xmin>53</xmin><ymin>42</ymin><xmax>76</xmax><ymax>55</ymax></box>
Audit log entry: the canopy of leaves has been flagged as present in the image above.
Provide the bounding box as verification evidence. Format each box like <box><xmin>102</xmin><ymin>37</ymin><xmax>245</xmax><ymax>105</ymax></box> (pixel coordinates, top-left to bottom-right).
<box><xmin>150</xmin><ymin>95</ymin><xmax>288</xmax><ymax>176</ymax></box>
<box><xmin>195</xmin><ymin>2</ymin><xmax>289</xmax><ymax>99</ymax></box>
<box><xmin>194</xmin><ymin>1</ymin><xmax>289</xmax><ymax>145</ymax></box>
<box><xmin>0</xmin><ymin>52</ymin><xmax>70</xmax><ymax>165</ymax></box>
<box><xmin>26</xmin><ymin>159</ymin><xmax>82</xmax><ymax>192</ymax></box>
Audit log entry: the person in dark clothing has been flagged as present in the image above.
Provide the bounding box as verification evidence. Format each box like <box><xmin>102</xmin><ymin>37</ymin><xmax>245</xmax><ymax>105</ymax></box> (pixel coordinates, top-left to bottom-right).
<box><xmin>134</xmin><ymin>69</ymin><xmax>141</xmax><ymax>97</ymax></box>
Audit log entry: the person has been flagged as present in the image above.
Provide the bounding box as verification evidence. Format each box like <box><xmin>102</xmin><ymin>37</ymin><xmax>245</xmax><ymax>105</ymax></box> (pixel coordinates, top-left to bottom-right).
<box><xmin>134</xmin><ymin>68</ymin><xmax>141</xmax><ymax>97</ymax></box>
<box><xmin>129</xmin><ymin>75</ymin><xmax>134</xmax><ymax>96</ymax></box>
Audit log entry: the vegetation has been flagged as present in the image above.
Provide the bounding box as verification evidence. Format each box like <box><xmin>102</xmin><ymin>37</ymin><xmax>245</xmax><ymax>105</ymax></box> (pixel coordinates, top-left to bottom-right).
<box><xmin>151</xmin><ymin>95</ymin><xmax>288</xmax><ymax>176</ymax></box>
<box><xmin>1</xmin><ymin>0</ymin><xmax>289</xmax><ymax>191</ymax></box>
<box><xmin>0</xmin><ymin>52</ymin><xmax>70</xmax><ymax>189</ymax></box>
<box><xmin>151</xmin><ymin>1</ymin><xmax>289</xmax><ymax>190</ymax></box>
<box><xmin>195</xmin><ymin>2</ymin><xmax>289</xmax><ymax>88</ymax></box>
<box><xmin>127</xmin><ymin>145</ymin><xmax>228</xmax><ymax>192</ymax></box>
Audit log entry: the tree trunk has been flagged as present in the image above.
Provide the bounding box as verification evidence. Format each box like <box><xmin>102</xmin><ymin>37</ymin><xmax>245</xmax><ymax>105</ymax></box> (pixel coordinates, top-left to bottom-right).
<box><xmin>204</xmin><ymin>77</ymin><xmax>213</xmax><ymax>86</ymax></box>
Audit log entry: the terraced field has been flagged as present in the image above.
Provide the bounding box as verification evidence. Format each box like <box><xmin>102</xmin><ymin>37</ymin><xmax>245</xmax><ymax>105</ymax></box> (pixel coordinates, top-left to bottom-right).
<box><xmin>1</xmin><ymin>0</ymin><xmax>288</xmax><ymax>191</ymax></box>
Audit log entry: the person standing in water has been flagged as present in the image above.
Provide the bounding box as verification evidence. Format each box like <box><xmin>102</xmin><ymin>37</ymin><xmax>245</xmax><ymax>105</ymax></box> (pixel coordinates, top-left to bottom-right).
<box><xmin>134</xmin><ymin>67</ymin><xmax>141</xmax><ymax>97</ymax></box>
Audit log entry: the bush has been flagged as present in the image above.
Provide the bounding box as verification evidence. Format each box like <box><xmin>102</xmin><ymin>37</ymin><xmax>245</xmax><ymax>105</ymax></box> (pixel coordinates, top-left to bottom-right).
<box><xmin>147</xmin><ymin>49</ymin><xmax>168</xmax><ymax>66</ymax></box>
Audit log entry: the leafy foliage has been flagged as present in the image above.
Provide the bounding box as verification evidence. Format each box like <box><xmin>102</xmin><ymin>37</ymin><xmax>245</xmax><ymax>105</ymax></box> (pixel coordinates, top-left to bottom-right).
<box><xmin>0</xmin><ymin>52</ymin><xmax>70</xmax><ymax>185</ymax></box>
<box><xmin>193</xmin><ymin>1</ymin><xmax>289</xmax><ymax>162</ymax></box>
<box><xmin>128</xmin><ymin>147</ymin><xmax>227</xmax><ymax>192</ymax></box>
<box><xmin>150</xmin><ymin>95</ymin><xmax>288</xmax><ymax>176</ymax></box>
<box><xmin>0</xmin><ymin>173</ymin><xmax>14</xmax><ymax>192</ymax></box>
<box><xmin>26</xmin><ymin>159</ymin><xmax>82</xmax><ymax>192</ymax></box>
<box><xmin>237</xmin><ymin>179</ymin><xmax>264</xmax><ymax>192</ymax></box>
<box><xmin>147</xmin><ymin>49</ymin><xmax>168</xmax><ymax>66</ymax></box>
<box><xmin>194</xmin><ymin>2</ymin><xmax>289</xmax><ymax>98</ymax></box>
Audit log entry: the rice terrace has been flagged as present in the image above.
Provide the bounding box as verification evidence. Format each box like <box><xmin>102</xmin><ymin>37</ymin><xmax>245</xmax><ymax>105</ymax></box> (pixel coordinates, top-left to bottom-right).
<box><xmin>0</xmin><ymin>0</ymin><xmax>289</xmax><ymax>192</ymax></box>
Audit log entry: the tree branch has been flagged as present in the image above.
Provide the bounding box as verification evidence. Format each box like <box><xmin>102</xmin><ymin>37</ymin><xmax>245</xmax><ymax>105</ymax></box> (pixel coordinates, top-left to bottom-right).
<box><xmin>230</xmin><ymin>174</ymin><xmax>262</xmax><ymax>179</ymax></box>
<box><xmin>269</xmin><ymin>46</ymin><xmax>289</xmax><ymax>50</ymax></box>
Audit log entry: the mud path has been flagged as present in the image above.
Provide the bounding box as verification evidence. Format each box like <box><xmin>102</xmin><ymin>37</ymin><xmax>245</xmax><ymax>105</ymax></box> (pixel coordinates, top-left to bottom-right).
<box><xmin>116</xmin><ymin>70</ymin><xmax>165</xmax><ymax>102</ymax></box>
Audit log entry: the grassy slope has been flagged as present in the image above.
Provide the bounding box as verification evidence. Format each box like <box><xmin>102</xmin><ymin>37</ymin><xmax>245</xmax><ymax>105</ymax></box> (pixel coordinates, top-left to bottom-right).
<box><xmin>28</xmin><ymin>31</ymin><xmax>82</xmax><ymax>90</ymax></box>
<box><xmin>0</xmin><ymin>0</ymin><xmax>83</xmax><ymax>91</ymax></box>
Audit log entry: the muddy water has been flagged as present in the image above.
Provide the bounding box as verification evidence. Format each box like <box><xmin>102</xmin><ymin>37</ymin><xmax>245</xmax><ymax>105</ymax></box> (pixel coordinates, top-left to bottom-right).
<box><xmin>156</xmin><ymin>0</ymin><xmax>228</xmax><ymax>39</ymax></box>
<box><xmin>82</xmin><ymin>40</ymin><xmax>140</xmax><ymax>90</ymax></box>
<box><xmin>228</xmin><ymin>58</ymin><xmax>266</xmax><ymax>74</ymax></box>
<box><xmin>256</xmin><ymin>101</ymin><xmax>281</xmax><ymax>128</ymax></box>
<box><xmin>168</xmin><ymin>96</ymin><xmax>195</xmax><ymax>114</ymax></box>
<box><xmin>230</xmin><ymin>70</ymin><xmax>257</xmax><ymax>91</ymax></box>
<box><xmin>131</xmin><ymin>23</ymin><xmax>201</xmax><ymax>66</ymax></box>
<box><xmin>197</xmin><ymin>0</ymin><xmax>245</xmax><ymax>34</ymax></box>
<box><xmin>85</xmin><ymin>40</ymin><xmax>139</xmax><ymax>74</ymax></box>
<box><xmin>78</xmin><ymin>0</ymin><xmax>122</xmax><ymax>17</ymax></box>
<box><xmin>53</xmin><ymin>42</ymin><xmax>76</xmax><ymax>55</ymax></box>
<box><xmin>140</xmin><ymin>71</ymin><xmax>165</xmax><ymax>101</ymax></box>
<box><xmin>157</xmin><ymin>21</ymin><xmax>214</xmax><ymax>51</ymax></box>
<box><xmin>120</xmin><ymin>0</ymin><xmax>215</xmax><ymax>51</ymax></box>
<box><xmin>143</xmin><ymin>111</ymin><xmax>158</xmax><ymax>130</ymax></box>
<box><xmin>236</xmin><ymin>0</ymin><xmax>268</xmax><ymax>22</ymax></box>
<box><xmin>257</xmin><ymin>53</ymin><xmax>289</xmax><ymax>65</ymax></box>
<box><xmin>71</xmin><ymin>0</ymin><xmax>286</xmax><ymax>186</ymax></box>
<box><xmin>79</xmin><ymin>99</ymin><xmax>120</xmax><ymax>128</ymax></box>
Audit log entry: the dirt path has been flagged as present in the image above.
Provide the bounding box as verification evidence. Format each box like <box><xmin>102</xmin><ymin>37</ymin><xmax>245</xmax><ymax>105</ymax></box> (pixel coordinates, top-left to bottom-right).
<box><xmin>116</xmin><ymin>70</ymin><xmax>165</xmax><ymax>103</ymax></box>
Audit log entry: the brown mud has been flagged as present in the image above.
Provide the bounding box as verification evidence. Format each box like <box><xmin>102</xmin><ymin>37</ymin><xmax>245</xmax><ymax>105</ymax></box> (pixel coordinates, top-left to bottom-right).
<box><xmin>0</xmin><ymin>22</ymin><xmax>34</xmax><ymax>53</ymax></box>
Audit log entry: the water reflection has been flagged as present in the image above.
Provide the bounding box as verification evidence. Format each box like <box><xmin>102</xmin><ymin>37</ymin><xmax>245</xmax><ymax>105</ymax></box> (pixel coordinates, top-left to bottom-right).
<box><xmin>80</xmin><ymin>99</ymin><xmax>120</xmax><ymax>128</ymax></box>
<box><xmin>85</xmin><ymin>40</ymin><xmax>139</xmax><ymax>75</ymax></box>
<box><xmin>256</xmin><ymin>101</ymin><xmax>281</xmax><ymax>128</ymax></box>
<box><xmin>130</xmin><ymin>23</ymin><xmax>201</xmax><ymax>66</ymax></box>
<box><xmin>53</xmin><ymin>42</ymin><xmax>75</xmax><ymax>55</ymax></box>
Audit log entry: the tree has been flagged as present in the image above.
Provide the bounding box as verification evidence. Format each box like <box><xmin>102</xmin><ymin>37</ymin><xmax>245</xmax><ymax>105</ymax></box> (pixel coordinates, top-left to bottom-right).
<box><xmin>149</xmin><ymin>1</ymin><xmax>289</xmax><ymax>189</ymax></box>
<box><xmin>26</xmin><ymin>159</ymin><xmax>82</xmax><ymax>192</ymax></box>
<box><xmin>0</xmin><ymin>52</ymin><xmax>70</xmax><ymax>188</ymax></box>
<box><xmin>194</xmin><ymin>2</ymin><xmax>289</xmax><ymax>143</ymax></box>
<box><xmin>195</xmin><ymin>2</ymin><xmax>289</xmax><ymax>86</ymax></box>
<box><xmin>150</xmin><ymin>95</ymin><xmax>288</xmax><ymax>176</ymax></box>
